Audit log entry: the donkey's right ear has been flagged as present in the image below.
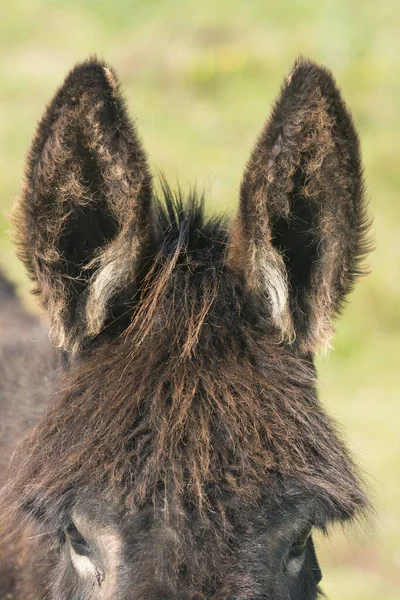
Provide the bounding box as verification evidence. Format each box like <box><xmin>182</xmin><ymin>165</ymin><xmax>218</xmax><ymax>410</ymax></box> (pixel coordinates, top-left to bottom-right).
<box><xmin>14</xmin><ymin>58</ymin><xmax>154</xmax><ymax>354</ymax></box>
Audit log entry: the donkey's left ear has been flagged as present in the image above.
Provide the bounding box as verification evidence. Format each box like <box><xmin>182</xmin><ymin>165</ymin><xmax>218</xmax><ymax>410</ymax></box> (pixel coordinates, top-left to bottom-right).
<box><xmin>14</xmin><ymin>58</ymin><xmax>154</xmax><ymax>354</ymax></box>
<box><xmin>228</xmin><ymin>59</ymin><xmax>371</xmax><ymax>352</ymax></box>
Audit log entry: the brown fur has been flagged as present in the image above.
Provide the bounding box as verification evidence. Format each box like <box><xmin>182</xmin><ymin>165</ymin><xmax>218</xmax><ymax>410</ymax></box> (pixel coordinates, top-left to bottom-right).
<box><xmin>0</xmin><ymin>58</ymin><xmax>372</xmax><ymax>599</ymax></box>
<box><xmin>12</xmin><ymin>60</ymin><xmax>154</xmax><ymax>355</ymax></box>
<box><xmin>230</xmin><ymin>59</ymin><xmax>371</xmax><ymax>352</ymax></box>
<box><xmin>5</xmin><ymin>201</ymin><xmax>367</xmax><ymax>516</ymax></box>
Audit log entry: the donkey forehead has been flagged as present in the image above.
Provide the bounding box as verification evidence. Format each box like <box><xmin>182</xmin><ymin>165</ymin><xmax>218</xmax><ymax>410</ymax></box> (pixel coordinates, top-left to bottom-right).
<box><xmin>72</xmin><ymin>489</ymin><xmax>318</xmax><ymax>542</ymax></box>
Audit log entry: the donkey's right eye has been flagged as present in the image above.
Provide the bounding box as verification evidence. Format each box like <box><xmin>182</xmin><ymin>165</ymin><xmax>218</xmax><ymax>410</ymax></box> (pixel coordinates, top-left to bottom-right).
<box><xmin>65</xmin><ymin>522</ymin><xmax>90</xmax><ymax>556</ymax></box>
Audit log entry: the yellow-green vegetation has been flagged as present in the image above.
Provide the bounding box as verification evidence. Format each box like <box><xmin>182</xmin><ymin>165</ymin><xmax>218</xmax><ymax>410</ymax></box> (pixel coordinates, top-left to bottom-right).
<box><xmin>1</xmin><ymin>1</ymin><xmax>399</xmax><ymax>597</ymax></box>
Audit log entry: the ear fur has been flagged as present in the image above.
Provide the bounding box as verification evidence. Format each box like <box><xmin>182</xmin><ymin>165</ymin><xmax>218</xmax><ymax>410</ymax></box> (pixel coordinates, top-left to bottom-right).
<box><xmin>229</xmin><ymin>58</ymin><xmax>371</xmax><ymax>352</ymax></box>
<box><xmin>13</xmin><ymin>58</ymin><xmax>153</xmax><ymax>354</ymax></box>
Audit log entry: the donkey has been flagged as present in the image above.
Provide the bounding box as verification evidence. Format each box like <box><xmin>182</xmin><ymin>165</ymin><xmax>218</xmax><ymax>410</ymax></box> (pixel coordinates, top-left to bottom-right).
<box><xmin>0</xmin><ymin>58</ymin><xmax>371</xmax><ymax>599</ymax></box>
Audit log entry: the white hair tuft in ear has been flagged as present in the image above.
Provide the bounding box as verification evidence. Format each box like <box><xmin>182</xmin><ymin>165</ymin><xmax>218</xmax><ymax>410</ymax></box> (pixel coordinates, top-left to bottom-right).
<box><xmin>248</xmin><ymin>242</ymin><xmax>295</xmax><ymax>343</ymax></box>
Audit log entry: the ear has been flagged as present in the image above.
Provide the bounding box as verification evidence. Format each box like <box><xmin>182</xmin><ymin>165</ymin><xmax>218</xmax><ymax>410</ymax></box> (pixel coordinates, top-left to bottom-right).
<box><xmin>14</xmin><ymin>58</ymin><xmax>154</xmax><ymax>354</ymax></box>
<box><xmin>229</xmin><ymin>59</ymin><xmax>371</xmax><ymax>352</ymax></box>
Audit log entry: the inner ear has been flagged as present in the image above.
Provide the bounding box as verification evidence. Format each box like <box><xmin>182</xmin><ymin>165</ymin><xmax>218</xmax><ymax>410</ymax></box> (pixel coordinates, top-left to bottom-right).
<box><xmin>15</xmin><ymin>58</ymin><xmax>155</xmax><ymax>354</ymax></box>
<box><xmin>271</xmin><ymin>167</ymin><xmax>318</xmax><ymax>296</ymax></box>
<box><xmin>58</xmin><ymin>139</ymin><xmax>120</xmax><ymax>286</ymax></box>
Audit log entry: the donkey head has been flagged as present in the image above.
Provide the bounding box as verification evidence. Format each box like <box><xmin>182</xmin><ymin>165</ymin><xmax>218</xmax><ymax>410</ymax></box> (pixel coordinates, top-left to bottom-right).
<box><xmin>9</xmin><ymin>58</ymin><xmax>370</xmax><ymax>599</ymax></box>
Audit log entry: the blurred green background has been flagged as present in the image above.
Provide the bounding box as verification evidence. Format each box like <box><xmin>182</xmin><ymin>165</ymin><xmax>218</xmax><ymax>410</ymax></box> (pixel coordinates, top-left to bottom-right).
<box><xmin>1</xmin><ymin>1</ymin><xmax>399</xmax><ymax>597</ymax></box>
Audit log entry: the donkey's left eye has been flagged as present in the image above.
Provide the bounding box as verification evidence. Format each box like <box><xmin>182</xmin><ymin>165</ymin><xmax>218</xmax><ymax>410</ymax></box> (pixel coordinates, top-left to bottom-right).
<box><xmin>65</xmin><ymin>522</ymin><xmax>91</xmax><ymax>556</ymax></box>
<box><xmin>288</xmin><ymin>527</ymin><xmax>312</xmax><ymax>559</ymax></box>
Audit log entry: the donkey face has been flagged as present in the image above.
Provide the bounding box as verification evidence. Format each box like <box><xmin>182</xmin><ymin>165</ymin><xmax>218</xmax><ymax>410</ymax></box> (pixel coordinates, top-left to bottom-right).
<box><xmin>7</xmin><ymin>58</ymin><xmax>370</xmax><ymax>599</ymax></box>
<box><xmin>47</xmin><ymin>490</ymin><xmax>324</xmax><ymax>600</ymax></box>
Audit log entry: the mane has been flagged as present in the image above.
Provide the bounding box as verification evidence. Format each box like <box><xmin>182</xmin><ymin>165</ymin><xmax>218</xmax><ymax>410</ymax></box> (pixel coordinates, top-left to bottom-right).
<box><xmin>2</xmin><ymin>182</ymin><xmax>368</xmax><ymax>530</ymax></box>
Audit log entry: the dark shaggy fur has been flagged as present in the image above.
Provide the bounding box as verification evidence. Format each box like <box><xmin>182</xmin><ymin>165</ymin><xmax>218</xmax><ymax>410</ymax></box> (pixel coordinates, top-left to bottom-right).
<box><xmin>13</xmin><ymin>59</ymin><xmax>154</xmax><ymax>354</ymax></box>
<box><xmin>0</xmin><ymin>58</ymin><xmax>371</xmax><ymax>600</ymax></box>
<box><xmin>230</xmin><ymin>60</ymin><xmax>371</xmax><ymax>352</ymax></box>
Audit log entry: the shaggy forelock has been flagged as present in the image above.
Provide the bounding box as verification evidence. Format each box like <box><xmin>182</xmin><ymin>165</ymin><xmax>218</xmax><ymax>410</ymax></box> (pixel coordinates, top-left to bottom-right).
<box><xmin>3</xmin><ymin>187</ymin><xmax>368</xmax><ymax>532</ymax></box>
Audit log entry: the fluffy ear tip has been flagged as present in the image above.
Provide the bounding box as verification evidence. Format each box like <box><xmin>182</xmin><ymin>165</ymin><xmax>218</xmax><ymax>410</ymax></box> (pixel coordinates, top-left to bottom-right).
<box><xmin>61</xmin><ymin>56</ymin><xmax>120</xmax><ymax>97</ymax></box>
<box><xmin>67</xmin><ymin>55</ymin><xmax>111</xmax><ymax>76</ymax></box>
<box><xmin>291</xmin><ymin>56</ymin><xmax>330</xmax><ymax>74</ymax></box>
<box><xmin>287</xmin><ymin>56</ymin><xmax>337</xmax><ymax>89</ymax></box>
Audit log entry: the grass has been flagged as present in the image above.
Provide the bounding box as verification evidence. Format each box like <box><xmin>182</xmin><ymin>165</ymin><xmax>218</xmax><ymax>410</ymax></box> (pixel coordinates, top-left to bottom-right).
<box><xmin>1</xmin><ymin>1</ymin><xmax>399</xmax><ymax>597</ymax></box>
